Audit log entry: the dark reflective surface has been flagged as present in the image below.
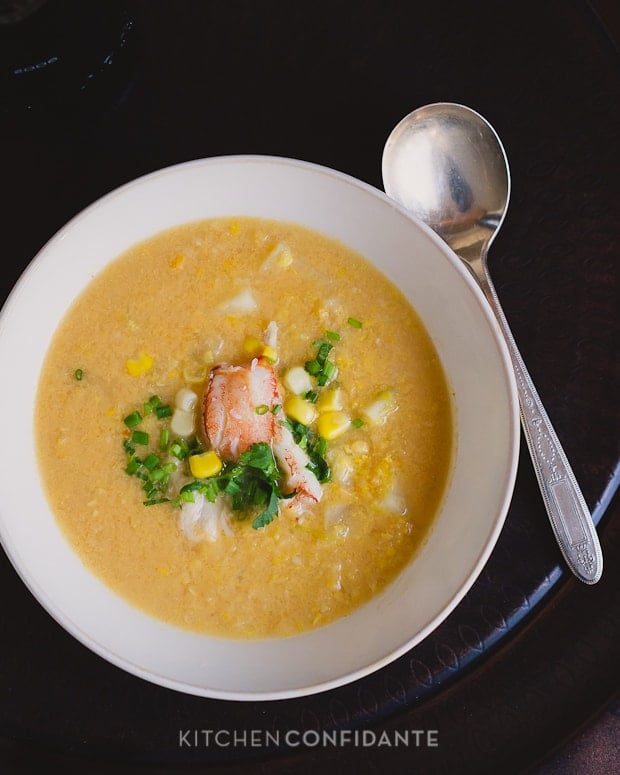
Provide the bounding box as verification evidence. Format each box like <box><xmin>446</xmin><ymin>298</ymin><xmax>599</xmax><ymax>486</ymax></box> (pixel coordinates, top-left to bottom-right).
<box><xmin>0</xmin><ymin>0</ymin><xmax>135</xmax><ymax>113</ymax></box>
<box><xmin>0</xmin><ymin>2</ymin><xmax>618</xmax><ymax>773</ymax></box>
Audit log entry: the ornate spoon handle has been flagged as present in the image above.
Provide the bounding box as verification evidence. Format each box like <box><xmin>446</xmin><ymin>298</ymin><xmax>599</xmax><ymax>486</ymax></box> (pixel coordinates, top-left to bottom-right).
<box><xmin>480</xmin><ymin>269</ymin><xmax>603</xmax><ymax>584</ymax></box>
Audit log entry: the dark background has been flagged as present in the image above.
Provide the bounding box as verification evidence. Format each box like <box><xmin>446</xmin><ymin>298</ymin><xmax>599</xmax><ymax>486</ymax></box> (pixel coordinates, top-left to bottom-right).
<box><xmin>1</xmin><ymin>1</ymin><xmax>619</xmax><ymax>773</ymax></box>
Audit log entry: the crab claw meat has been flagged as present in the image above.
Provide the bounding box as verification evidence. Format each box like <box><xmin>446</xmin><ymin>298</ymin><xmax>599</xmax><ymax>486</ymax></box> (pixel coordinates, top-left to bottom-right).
<box><xmin>204</xmin><ymin>356</ymin><xmax>282</xmax><ymax>461</ymax></box>
<box><xmin>273</xmin><ymin>425</ymin><xmax>322</xmax><ymax>506</ymax></box>
<box><xmin>203</xmin><ymin>356</ymin><xmax>322</xmax><ymax>506</ymax></box>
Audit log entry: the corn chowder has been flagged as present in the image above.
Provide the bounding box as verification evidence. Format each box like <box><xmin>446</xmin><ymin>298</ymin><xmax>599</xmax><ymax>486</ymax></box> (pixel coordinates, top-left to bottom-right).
<box><xmin>35</xmin><ymin>217</ymin><xmax>453</xmax><ymax>638</ymax></box>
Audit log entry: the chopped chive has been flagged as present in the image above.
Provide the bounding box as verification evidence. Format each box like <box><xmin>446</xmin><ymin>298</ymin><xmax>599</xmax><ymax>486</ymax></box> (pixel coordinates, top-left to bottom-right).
<box><xmin>271</xmin><ymin>404</ymin><xmax>282</xmax><ymax>415</ymax></box>
<box><xmin>155</xmin><ymin>404</ymin><xmax>172</xmax><ymax>419</ymax></box>
<box><xmin>161</xmin><ymin>462</ymin><xmax>177</xmax><ymax>475</ymax></box>
<box><xmin>203</xmin><ymin>480</ymin><xmax>220</xmax><ymax>502</ymax></box>
<box><xmin>255</xmin><ymin>404</ymin><xmax>269</xmax><ymax>415</ymax></box>
<box><xmin>304</xmin><ymin>390</ymin><xmax>319</xmax><ymax>403</ymax></box>
<box><xmin>123</xmin><ymin>438</ymin><xmax>135</xmax><ymax>455</ymax></box>
<box><xmin>123</xmin><ymin>410</ymin><xmax>142</xmax><ymax>428</ymax></box>
<box><xmin>170</xmin><ymin>439</ymin><xmax>190</xmax><ymax>459</ymax></box>
<box><xmin>347</xmin><ymin>317</ymin><xmax>363</xmax><ymax>329</ymax></box>
<box><xmin>159</xmin><ymin>428</ymin><xmax>169</xmax><ymax>451</ymax></box>
<box><xmin>352</xmin><ymin>417</ymin><xmax>364</xmax><ymax>428</ymax></box>
<box><xmin>144</xmin><ymin>497</ymin><xmax>170</xmax><ymax>506</ymax></box>
<box><xmin>142</xmin><ymin>453</ymin><xmax>160</xmax><ymax>471</ymax></box>
<box><xmin>305</xmin><ymin>359</ymin><xmax>321</xmax><ymax>375</ymax></box>
<box><xmin>325</xmin><ymin>330</ymin><xmax>340</xmax><ymax>341</ymax></box>
<box><xmin>125</xmin><ymin>457</ymin><xmax>141</xmax><ymax>475</ymax></box>
<box><xmin>181</xmin><ymin>489</ymin><xmax>196</xmax><ymax>503</ymax></box>
<box><xmin>316</xmin><ymin>342</ymin><xmax>332</xmax><ymax>364</ymax></box>
<box><xmin>317</xmin><ymin>373</ymin><xmax>328</xmax><ymax>386</ymax></box>
<box><xmin>143</xmin><ymin>394</ymin><xmax>161</xmax><ymax>413</ymax></box>
<box><xmin>149</xmin><ymin>467</ymin><xmax>167</xmax><ymax>482</ymax></box>
<box><xmin>131</xmin><ymin>430</ymin><xmax>149</xmax><ymax>445</ymax></box>
<box><xmin>180</xmin><ymin>480</ymin><xmax>204</xmax><ymax>493</ymax></box>
<box><xmin>322</xmin><ymin>360</ymin><xmax>336</xmax><ymax>379</ymax></box>
<box><xmin>74</xmin><ymin>369</ymin><xmax>84</xmax><ymax>381</ymax></box>
<box><xmin>314</xmin><ymin>438</ymin><xmax>328</xmax><ymax>457</ymax></box>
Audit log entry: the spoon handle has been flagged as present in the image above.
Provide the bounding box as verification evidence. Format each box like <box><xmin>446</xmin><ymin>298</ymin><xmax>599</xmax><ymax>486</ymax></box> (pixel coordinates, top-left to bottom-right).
<box><xmin>480</xmin><ymin>269</ymin><xmax>603</xmax><ymax>584</ymax></box>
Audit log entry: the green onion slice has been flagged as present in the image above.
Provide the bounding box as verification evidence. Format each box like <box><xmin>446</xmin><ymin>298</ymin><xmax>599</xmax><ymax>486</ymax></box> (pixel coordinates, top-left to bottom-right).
<box><xmin>123</xmin><ymin>410</ymin><xmax>142</xmax><ymax>428</ymax></box>
<box><xmin>131</xmin><ymin>430</ymin><xmax>149</xmax><ymax>445</ymax></box>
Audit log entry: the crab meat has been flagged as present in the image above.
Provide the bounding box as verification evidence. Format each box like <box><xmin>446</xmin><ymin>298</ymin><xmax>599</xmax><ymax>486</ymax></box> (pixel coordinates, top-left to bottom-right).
<box><xmin>204</xmin><ymin>356</ymin><xmax>281</xmax><ymax>460</ymax></box>
<box><xmin>203</xmin><ymin>357</ymin><xmax>322</xmax><ymax>505</ymax></box>
<box><xmin>273</xmin><ymin>425</ymin><xmax>322</xmax><ymax>506</ymax></box>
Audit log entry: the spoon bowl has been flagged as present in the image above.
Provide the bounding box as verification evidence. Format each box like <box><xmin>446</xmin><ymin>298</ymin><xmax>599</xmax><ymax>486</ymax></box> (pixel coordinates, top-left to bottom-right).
<box><xmin>383</xmin><ymin>103</ymin><xmax>509</xmax><ymax>274</ymax></box>
<box><xmin>382</xmin><ymin>102</ymin><xmax>603</xmax><ymax>584</ymax></box>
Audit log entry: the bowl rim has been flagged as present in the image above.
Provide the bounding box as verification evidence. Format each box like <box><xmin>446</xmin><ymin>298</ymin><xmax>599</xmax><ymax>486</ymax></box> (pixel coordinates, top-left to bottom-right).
<box><xmin>0</xmin><ymin>154</ymin><xmax>520</xmax><ymax>700</ymax></box>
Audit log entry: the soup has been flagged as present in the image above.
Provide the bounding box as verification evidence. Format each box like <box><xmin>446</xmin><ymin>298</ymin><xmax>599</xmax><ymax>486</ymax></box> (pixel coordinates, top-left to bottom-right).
<box><xmin>35</xmin><ymin>217</ymin><xmax>453</xmax><ymax>638</ymax></box>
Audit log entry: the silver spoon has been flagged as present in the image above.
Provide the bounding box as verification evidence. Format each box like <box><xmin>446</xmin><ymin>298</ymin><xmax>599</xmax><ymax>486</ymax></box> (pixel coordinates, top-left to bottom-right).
<box><xmin>382</xmin><ymin>102</ymin><xmax>602</xmax><ymax>584</ymax></box>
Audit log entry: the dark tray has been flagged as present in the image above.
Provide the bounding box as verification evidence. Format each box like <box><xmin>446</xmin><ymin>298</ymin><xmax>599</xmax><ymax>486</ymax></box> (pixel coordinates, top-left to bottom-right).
<box><xmin>1</xmin><ymin>1</ymin><xmax>618</xmax><ymax>772</ymax></box>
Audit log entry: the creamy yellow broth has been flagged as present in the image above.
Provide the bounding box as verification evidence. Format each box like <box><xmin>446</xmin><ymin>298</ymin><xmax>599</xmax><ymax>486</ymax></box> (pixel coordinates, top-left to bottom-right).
<box><xmin>35</xmin><ymin>217</ymin><xmax>453</xmax><ymax>638</ymax></box>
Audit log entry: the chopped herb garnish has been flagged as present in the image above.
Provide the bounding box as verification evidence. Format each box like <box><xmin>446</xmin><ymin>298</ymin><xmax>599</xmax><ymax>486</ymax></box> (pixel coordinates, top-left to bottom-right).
<box><xmin>304</xmin><ymin>390</ymin><xmax>319</xmax><ymax>403</ymax></box>
<box><xmin>271</xmin><ymin>403</ymin><xmax>282</xmax><ymax>414</ymax></box>
<box><xmin>255</xmin><ymin>404</ymin><xmax>269</xmax><ymax>415</ymax></box>
<box><xmin>305</xmin><ymin>359</ymin><xmax>321</xmax><ymax>376</ymax></box>
<box><xmin>155</xmin><ymin>404</ymin><xmax>172</xmax><ymax>419</ymax></box>
<box><xmin>123</xmin><ymin>410</ymin><xmax>142</xmax><ymax>428</ymax></box>
<box><xmin>304</xmin><ymin>336</ymin><xmax>337</xmax><ymax>387</ymax></box>
<box><xmin>352</xmin><ymin>417</ymin><xmax>364</xmax><ymax>428</ymax></box>
<box><xmin>74</xmin><ymin>369</ymin><xmax>84</xmax><ymax>381</ymax></box>
<box><xmin>131</xmin><ymin>430</ymin><xmax>149</xmax><ymax>445</ymax></box>
<box><xmin>170</xmin><ymin>439</ymin><xmax>190</xmax><ymax>459</ymax></box>
<box><xmin>144</xmin><ymin>497</ymin><xmax>170</xmax><ymax>506</ymax></box>
<box><xmin>143</xmin><ymin>395</ymin><xmax>162</xmax><ymax>414</ymax></box>
<box><xmin>347</xmin><ymin>317</ymin><xmax>363</xmax><ymax>329</ymax></box>
<box><xmin>143</xmin><ymin>452</ymin><xmax>160</xmax><ymax>471</ymax></box>
<box><xmin>325</xmin><ymin>330</ymin><xmax>340</xmax><ymax>341</ymax></box>
<box><xmin>125</xmin><ymin>457</ymin><xmax>141</xmax><ymax>475</ymax></box>
<box><xmin>159</xmin><ymin>428</ymin><xmax>169</xmax><ymax>451</ymax></box>
<box><xmin>251</xmin><ymin>488</ymin><xmax>279</xmax><ymax>529</ymax></box>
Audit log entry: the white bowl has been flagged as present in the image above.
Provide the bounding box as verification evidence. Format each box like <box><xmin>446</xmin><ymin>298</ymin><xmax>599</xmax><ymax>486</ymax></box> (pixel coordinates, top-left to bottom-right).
<box><xmin>0</xmin><ymin>156</ymin><xmax>518</xmax><ymax>700</ymax></box>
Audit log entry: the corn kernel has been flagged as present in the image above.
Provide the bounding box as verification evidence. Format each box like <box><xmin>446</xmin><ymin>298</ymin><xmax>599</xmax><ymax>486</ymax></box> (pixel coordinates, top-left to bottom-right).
<box><xmin>317</xmin><ymin>411</ymin><xmax>351</xmax><ymax>440</ymax></box>
<box><xmin>284</xmin><ymin>395</ymin><xmax>317</xmax><ymax>426</ymax></box>
<box><xmin>126</xmin><ymin>353</ymin><xmax>154</xmax><ymax>376</ymax></box>
<box><xmin>189</xmin><ymin>450</ymin><xmax>223</xmax><ymax>478</ymax></box>
<box><xmin>316</xmin><ymin>387</ymin><xmax>343</xmax><ymax>412</ymax></box>
<box><xmin>261</xmin><ymin>344</ymin><xmax>277</xmax><ymax>363</ymax></box>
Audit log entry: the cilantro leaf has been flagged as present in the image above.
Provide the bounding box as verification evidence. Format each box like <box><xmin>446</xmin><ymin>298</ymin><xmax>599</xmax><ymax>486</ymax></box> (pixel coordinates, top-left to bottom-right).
<box><xmin>251</xmin><ymin>487</ymin><xmax>280</xmax><ymax>529</ymax></box>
